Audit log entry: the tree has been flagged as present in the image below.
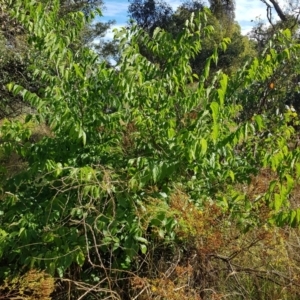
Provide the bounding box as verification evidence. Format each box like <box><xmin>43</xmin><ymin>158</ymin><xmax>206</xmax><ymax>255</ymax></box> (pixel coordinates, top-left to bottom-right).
<box><xmin>247</xmin><ymin>1</ymin><xmax>300</xmax><ymax>115</ymax></box>
<box><xmin>0</xmin><ymin>2</ymin><xmax>32</xmax><ymax>118</ymax></box>
<box><xmin>58</xmin><ymin>0</ymin><xmax>104</xmax><ymax>18</ymax></box>
<box><xmin>209</xmin><ymin>0</ymin><xmax>235</xmax><ymax>22</ymax></box>
<box><xmin>259</xmin><ymin>0</ymin><xmax>300</xmax><ymax>30</ymax></box>
<box><xmin>261</xmin><ymin>0</ymin><xmax>287</xmax><ymax>22</ymax></box>
<box><xmin>168</xmin><ymin>0</ymin><xmax>205</xmax><ymax>36</ymax></box>
<box><xmin>172</xmin><ymin>1</ymin><xmax>255</xmax><ymax>75</ymax></box>
<box><xmin>128</xmin><ymin>0</ymin><xmax>173</xmax><ymax>34</ymax></box>
<box><xmin>127</xmin><ymin>0</ymin><xmax>255</xmax><ymax>76</ymax></box>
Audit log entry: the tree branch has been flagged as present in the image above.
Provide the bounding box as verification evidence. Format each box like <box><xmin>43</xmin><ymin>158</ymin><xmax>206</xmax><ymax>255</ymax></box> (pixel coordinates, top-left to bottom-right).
<box><xmin>261</xmin><ymin>0</ymin><xmax>287</xmax><ymax>22</ymax></box>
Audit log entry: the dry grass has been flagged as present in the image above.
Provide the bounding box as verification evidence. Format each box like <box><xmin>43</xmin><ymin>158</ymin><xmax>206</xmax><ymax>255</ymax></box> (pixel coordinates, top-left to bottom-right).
<box><xmin>0</xmin><ymin>270</ymin><xmax>55</xmax><ymax>300</ymax></box>
<box><xmin>129</xmin><ymin>177</ymin><xmax>300</xmax><ymax>300</ymax></box>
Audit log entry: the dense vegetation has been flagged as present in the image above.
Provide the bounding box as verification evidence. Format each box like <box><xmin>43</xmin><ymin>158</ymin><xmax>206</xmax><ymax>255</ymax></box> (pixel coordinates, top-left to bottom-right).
<box><xmin>1</xmin><ymin>0</ymin><xmax>300</xmax><ymax>299</ymax></box>
<box><xmin>127</xmin><ymin>0</ymin><xmax>255</xmax><ymax>75</ymax></box>
<box><xmin>0</xmin><ymin>0</ymin><xmax>116</xmax><ymax>118</ymax></box>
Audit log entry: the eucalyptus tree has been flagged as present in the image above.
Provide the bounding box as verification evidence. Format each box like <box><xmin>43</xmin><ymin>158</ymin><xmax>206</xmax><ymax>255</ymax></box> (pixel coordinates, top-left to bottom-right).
<box><xmin>209</xmin><ymin>0</ymin><xmax>235</xmax><ymax>21</ymax></box>
<box><xmin>128</xmin><ymin>0</ymin><xmax>173</xmax><ymax>34</ymax></box>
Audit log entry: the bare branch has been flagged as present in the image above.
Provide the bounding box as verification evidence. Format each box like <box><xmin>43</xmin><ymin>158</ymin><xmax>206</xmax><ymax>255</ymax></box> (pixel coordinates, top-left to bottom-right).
<box><xmin>261</xmin><ymin>0</ymin><xmax>287</xmax><ymax>22</ymax></box>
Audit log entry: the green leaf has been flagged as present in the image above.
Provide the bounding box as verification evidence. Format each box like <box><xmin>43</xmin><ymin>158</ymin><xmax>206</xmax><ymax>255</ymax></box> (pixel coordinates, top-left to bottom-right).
<box><xmin>82</xmin><ymin>130</ymin><xmax>86</xmax><ymax>146</ymax></box>
<box><xmin>76</xmin><ymin>250</ymin><xmax>85</xmax><ymax>267</ymax></box>
<box><xmin>6</xmin><ymin>83</ymin><xmax>13</xmax><ymax>92</ymax></box>
<box><xmin>140</xmin><ymin>244</ymin><xmax>147</xmax><ymax>254</ymax></box>
<box><xmin>152</xmin><ymin>27</ymin><xmax>161</xmax><ymax>38</ymax></box>
<box><xmin>47</xmin><ymin>262</ymin><xmax>56</xmax><ymax>276</ymax></box>
<box><xmin>210</xmin><ymin>102</ymin><xmax>219</xmax><ymax>121</ymax></box>
<box><xmin>200</xmin><ymin>138</ymin><xmax>207</xmax><ymax>155</ymax></box>
<box><xmin>57</xmin><ymin>266</ymin><xmax>64</xmax><ymax>278</ymax></box>
<box><xmin>274</xmin><ymin>193</ymin><xmax>282</xmax><ymax>212</ymax></box>
<box><xmin>290</xmin><ymin>210</ymin><xmax>297</xmax><ymax>227</ymax></box>
<box><xmin>152</xmin><ymin>164</ymin><xmax>160</xmax><ymax>183</ymax></box>
<box><xmin>212</xmin><ymin>47</ymin><xmax>218</xmax><ymax>65</ymax></box>
<box><xmin>18</xmin><ymin>227</ymin><xmax>26</xmax><ymax>237</ymax></box>
<box><xmin>73</xmin><ymin>63</ymin><xmax>84</xmax><ymax>79</ymax></box>
<box><xmin>217</xmin><ymin>89</ymin><xmax>224</xmax><ymax>107</ymax></box>
<box><xmin>12</xmin><ymin>84</ymin><xmax>23</xmax><ymax>96</ymax></box>
<box><xmin>168</xmin><ymin>128</ymin><xmax>175</xmax><ymax>139</ymax></box>
<box><xmin>204</xmin><ymin>57</ymin><xmax>211</xmax><ymax>79</ymax></box>
<box><xmin>228</xmin><ymin>170</ymin><xmax>235</xmax><ymax>182</ymax></box>
<box><xmin>296</xmin><ymin>163</ymin><xmax>300</xmax><ymax>179</ymax></box>
<box><xmin>25</xmin><ymin>114</ymin><xmax>33</xmax><ymax>123</ymax></box>
<box><xmin>283</xmin><ymin>28</ymin><xmax>291</xmax><ymax>38</ymax></box>
<box><xmin>43</xmin><ymin>232</ymin><xmax>55</xmax><ymax>243</ymax></box>
<box><xmin>254</xmin><ymin>115</ymin><xmax>264</xmax><ymax>130</ymax></box>
<box><xmin>296</xmin><ymin>209</ymin><xmax>300</xmax><ymax>226</ymax></box>
<box><xmin>283</xmin><ymin>48</ymin><xmax>290</xmax><ymax>59</ymax></box>
<box><xmin>218</xmin><ymin>74</ymin><xmax>228</xmax><ymax>106</ymax></box>
<box><xmin>211</xmin><ymin>123</ymin><xmax>219</xmax><ymax>142</ymax></box>
<box><xmin>285</xmin><ymin>174</ymin><xmax>294</xmax><ymax>192</ymax></box>
<box><xmin>134</xmin><ymin>236</ymin><xmax>148</xmax><ymax>244</ymax></box>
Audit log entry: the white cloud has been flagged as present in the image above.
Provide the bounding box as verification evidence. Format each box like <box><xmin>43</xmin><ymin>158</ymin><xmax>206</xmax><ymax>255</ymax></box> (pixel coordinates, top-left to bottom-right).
<box><xmin>167</xmin><ymin>0</ymin><xmax>182</xmax><ymax>10</ymax></box>
<box><xmin>236</xmin><ymin>0</ymin><xmax>287</xmax><ymax>34</ymax></box>
<box><xmin>235</xmin><ymin>1</ymin><xmax>266</xmax><ymax>23</ymax></box>
<box><xmin>102</xmin><ymin>2</ymin><xmax>129</xmax><ymax>18</ymax></box>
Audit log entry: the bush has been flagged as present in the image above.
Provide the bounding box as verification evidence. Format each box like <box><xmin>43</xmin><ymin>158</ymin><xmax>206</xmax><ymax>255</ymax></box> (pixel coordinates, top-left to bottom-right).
<box><xmin>1</xmin><ymin>0</ymin><xmax>300</xmax><ymax>298</ymax></box>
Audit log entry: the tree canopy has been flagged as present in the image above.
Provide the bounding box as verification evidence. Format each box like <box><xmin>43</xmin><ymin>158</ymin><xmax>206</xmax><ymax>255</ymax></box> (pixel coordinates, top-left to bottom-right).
<box><xmin>128</xmin><ymin>0</ymin><xmax>173</xmax><ymax>33</ymax></box>
<box><xmin>127</xmin><ymin>0</ymin><xmax>255</xmax><ymax>76</ymax></box>
<box><xmin>209</xmin><ymin>0</ymin><xmax>235</xmax><ymax>21</ymax></box>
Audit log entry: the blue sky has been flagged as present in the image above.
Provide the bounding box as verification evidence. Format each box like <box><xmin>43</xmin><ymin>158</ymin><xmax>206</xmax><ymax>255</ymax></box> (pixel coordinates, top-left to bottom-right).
<box><xmin>99</xmin><ymin>0</ymin><xmax>286</xmax><ymax>38</ymax></box>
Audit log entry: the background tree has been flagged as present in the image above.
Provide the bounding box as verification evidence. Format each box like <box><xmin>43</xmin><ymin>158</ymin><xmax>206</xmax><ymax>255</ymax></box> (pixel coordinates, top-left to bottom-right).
<box><xmin>249</xmin><ymin>0</ymin><xmax>300</xmax><ymax>54</ymax></box>
<box><xmin>127</xmin><ymin>0</ymin><xmax>255</xmax><ymax>76</ymax></box>
<box><xmin>244</xmin><ymin>0</ymin><xmax>300</xmax><ymax>116</ymax></box>
<box><xmin>167</xmin><ymin>0</ymin><xmax>205</xmax><ymax>36</ymax></box>
<box><xmin>0</xmin><ymin>2</ymin><xmax>32</xmax><ymax>118</ymax></box>
<box><xmin>128</xmin><ymin>0</ymin><xmax>173</xmax><ymax>34</ymax></box>
<box><xmin>59</xmin><ymin>0</ymin><xmax>103</xmax><ymax>17</ymax></box>
<box><xmin>0</xmin><ymin>0</ymin><xmax>116</xmax><ymax>119</ymax></box>
<box><xmin>209</xmin><ymin>0</ymin><xmax>235</xmax><ymax>22</ymax></box>
<box><xmin>173</xmin><ymin>1</ymin><xmax>255</xmax><ymax>75</ymax></box>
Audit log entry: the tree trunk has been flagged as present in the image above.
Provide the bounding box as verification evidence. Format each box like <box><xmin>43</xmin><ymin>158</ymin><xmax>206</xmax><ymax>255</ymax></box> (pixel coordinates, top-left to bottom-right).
<box><xmin>266</xmin><ymin>0</ymin><xmax>287</xmax><ymax>21</ymax></box>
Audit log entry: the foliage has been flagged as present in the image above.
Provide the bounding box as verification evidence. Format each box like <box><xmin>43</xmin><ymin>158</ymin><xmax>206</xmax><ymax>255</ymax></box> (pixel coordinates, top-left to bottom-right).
<box><xmin>59</xmin><ymin>0</ymin><xmax>103</xmax><ymax>17</ymax></box>
<box><xmin>128</xmin><ymin>0</ymin><xmax>256</xmax><ymax>76</ymax></box>
<box><xmin>233</xmin><ymin>28</ymin><xmax>300</xmax><ymax>117</ymax></box>
<box><xmin>1</xmin><ymin>0</ymin><xmax>300</xmax><ymax>298</ymax></box>
<box><xmin>0</xmin><ymin>0</ymin><xmax>115</xmax><ymax>119</ymax></box>
<box><xmin>128</xmin><ymin>0</ymin><xmax>173</xmax><ymax>34</ymax></box>
<box><xmin>245</xmin><ymin>2</ymin><xmax>300</xmax><ymax>116</ymax></box>
<box><xmin>209</xmin><ymin>0</ymin><xmax>235</xmax><ymax>21</ymax></box>
<box><xmin>0</xmin><ymin>2</ymin><xmax>33</xmax><ymax>118</ymax></box>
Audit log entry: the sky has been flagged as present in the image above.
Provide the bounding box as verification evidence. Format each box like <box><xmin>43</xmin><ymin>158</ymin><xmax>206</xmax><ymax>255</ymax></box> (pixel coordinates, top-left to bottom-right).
<box><xmin>99</xmin><ymin>0</ymin><xmax>287</xmax><ymax>39</ymax></box>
